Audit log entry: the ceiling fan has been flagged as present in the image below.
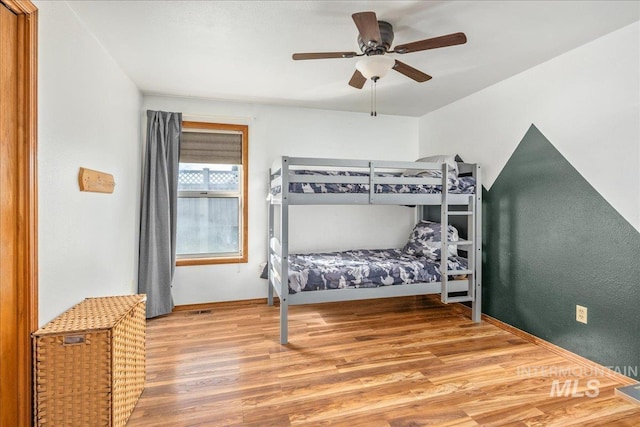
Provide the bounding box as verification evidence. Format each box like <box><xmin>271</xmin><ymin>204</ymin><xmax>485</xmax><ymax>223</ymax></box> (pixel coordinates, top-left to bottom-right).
<box><xmin>292</xmin><ymin>11</ymin><xmax>467</xmax><ymax>89</ymax></box>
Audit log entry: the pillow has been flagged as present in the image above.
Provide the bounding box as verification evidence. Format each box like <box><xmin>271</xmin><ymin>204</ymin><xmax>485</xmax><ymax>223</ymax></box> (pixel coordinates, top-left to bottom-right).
<box><xmin>404</xmin><ymin>154</ymin><xmax>459</xmax><ymax>180</ymax></box>
<box><xmin>402</xmin><ymin>220</ymin><xmax>459</xmax><ymax>260</ymax></box>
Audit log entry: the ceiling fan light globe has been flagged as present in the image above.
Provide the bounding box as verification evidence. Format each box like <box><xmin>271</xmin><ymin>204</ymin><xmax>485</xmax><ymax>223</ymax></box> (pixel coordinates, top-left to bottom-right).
<box><xmin>355</xmin><ymin>55</ymin><xmax>395</xmax><ymax>80</ymax></box>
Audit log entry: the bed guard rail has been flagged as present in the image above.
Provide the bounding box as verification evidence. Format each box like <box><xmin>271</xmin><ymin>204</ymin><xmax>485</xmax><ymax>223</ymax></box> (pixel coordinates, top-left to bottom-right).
<box><xmin>270</xmin><ymin>156</ymin><xmax>464</xmax><ymax>204</ymax></box>
<box><xmin>271</xmin><ymin>156</ymin><xmax>448</xmax><ymax>178</ymax></box>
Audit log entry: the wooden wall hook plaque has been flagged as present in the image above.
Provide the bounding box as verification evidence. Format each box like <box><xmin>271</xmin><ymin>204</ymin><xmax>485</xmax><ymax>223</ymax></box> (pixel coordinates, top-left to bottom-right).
<box><xmin>78</xmin><ymin>167</ymin><xmax>115</xmax><ymax>193</ymax></box>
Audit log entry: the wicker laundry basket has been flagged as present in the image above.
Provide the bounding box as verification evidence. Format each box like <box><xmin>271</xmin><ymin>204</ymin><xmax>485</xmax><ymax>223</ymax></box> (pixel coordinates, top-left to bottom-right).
<box><xmin>32</xmin><ymin>294</ymin><xmax>146</xmax><ymax>427</ymax></box>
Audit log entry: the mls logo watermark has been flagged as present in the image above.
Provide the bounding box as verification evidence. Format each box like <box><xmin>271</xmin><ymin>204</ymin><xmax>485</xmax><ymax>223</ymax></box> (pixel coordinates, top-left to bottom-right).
<box><xmin>549</xmin><ymin>379</ymin><xmax>600</xmax><ymax>398</ymax></box>
<box><xmin>516</xmin><ymin>365</ymin><xmax>638</xmax><ymax>399</ymax></box>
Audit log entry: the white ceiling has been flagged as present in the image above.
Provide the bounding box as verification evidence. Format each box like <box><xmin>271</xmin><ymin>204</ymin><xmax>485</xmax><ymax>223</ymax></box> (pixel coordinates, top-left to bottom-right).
<box><xmin>67</xmin><ymin>1</ymin><xmax>640</xmax><ymax>117</ymax></box>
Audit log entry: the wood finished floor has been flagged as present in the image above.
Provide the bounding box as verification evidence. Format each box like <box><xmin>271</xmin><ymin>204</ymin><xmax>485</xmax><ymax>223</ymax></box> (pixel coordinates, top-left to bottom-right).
<box><xmin>127</xmin><ymin>296</ymin><xmax>640</xmax><ymax>426</ymax></box>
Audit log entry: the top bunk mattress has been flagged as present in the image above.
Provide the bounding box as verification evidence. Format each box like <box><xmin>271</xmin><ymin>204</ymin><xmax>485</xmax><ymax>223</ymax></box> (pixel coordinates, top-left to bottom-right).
<box><xmin>275</xmin><ymin>170</ymin><xmax>476</xmax><ymax>195</ymax></box>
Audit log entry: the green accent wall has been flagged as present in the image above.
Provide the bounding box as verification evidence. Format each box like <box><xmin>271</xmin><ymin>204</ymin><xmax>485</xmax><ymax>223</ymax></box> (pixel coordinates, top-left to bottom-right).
<box><xmin>483</xmin><ymin>124</ymin><xmax>640</xmax><ymax>380</ymax></box>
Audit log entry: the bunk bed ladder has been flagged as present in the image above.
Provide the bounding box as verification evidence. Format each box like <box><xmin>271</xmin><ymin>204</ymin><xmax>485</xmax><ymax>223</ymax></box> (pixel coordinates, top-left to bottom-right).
<box><xmin>440</xmin><ymin>164</ymin><xmax>476</xmax><ymax>305</ymax></box>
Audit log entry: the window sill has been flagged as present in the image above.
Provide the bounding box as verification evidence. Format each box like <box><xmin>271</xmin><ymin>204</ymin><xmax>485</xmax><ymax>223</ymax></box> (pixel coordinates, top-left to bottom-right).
<box><xmin>176</xmin><ymin>255</ymin><xmax>247</xmax><ymax>266</ymax></box>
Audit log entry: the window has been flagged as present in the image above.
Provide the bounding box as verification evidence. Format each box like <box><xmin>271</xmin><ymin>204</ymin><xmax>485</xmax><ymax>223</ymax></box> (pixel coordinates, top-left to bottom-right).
<box><xmin>176</xmin><ymin>121</ymin><xmax>248</xmax><ymax>266</ymax></box>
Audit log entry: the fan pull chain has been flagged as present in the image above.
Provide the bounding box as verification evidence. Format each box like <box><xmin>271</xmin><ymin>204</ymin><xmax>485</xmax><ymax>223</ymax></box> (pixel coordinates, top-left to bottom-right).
<box><xmin>370</xmin><ymin>79</ymin><xmax>374</xmax><ymax>116</ymax></box>
<box><xmin>370</xmin><ymin>77</ymin><xmax>378</xmax><ymax>117</ymax></box>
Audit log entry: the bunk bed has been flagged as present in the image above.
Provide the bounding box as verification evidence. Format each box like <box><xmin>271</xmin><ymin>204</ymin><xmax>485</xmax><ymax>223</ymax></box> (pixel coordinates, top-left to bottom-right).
<box><xmin>267</xmin><ymin>156</ymin><xmax>482</xmax><ymax>344</ymax></box>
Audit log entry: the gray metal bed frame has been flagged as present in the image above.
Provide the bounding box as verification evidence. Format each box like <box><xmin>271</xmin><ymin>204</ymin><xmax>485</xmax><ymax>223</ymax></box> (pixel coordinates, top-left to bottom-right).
<box><xmin>267</xmin><ymin>156</ymin><xmax>482</xmax><ymax>344</ymax></box>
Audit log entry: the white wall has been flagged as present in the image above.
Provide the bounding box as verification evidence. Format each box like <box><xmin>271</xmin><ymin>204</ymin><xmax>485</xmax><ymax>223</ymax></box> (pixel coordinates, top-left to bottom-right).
<box><xmin>419</xmin><ymin>22</ymin><xmax>640</xmax><ymax>232</ymax></box>
<box><xmin>33</xmin><ymin>4</ymin><xmax>637</xmax><ymax>323</ymax></box>
<box><xmin>37</xmin><ymin>1</ymin><xmax>142</xmax><ymax>324</ymax></box>
<box><xmin>144</xmin><ymin>96</ymin><xmax>419</xmax><ymax>305</ymax></box>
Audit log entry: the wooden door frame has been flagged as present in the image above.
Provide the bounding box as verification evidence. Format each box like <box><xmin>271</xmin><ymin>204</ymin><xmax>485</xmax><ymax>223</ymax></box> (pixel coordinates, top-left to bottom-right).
<box><xmin>1</xmin><ymin>1</ymin><xmax>38</xmax><ymax>425</ymax></box>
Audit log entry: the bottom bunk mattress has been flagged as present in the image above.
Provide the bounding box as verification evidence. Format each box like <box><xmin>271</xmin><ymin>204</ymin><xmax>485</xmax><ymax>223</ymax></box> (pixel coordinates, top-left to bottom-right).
<box><xmin>276</xmin><ymin>249</ymin><xmax>468</xmax><ymax>293</ymax></box>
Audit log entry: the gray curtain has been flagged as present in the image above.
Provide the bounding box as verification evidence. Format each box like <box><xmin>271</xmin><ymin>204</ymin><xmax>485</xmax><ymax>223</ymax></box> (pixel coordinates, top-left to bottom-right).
<box><xmin>138</xmin><ymin>110</ymin><xmax>182</xmax><ymax>318</ymax></box>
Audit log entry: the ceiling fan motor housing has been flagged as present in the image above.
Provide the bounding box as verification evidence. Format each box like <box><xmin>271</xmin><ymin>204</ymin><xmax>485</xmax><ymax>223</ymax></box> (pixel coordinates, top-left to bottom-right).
<box><xmin>358</xmin><ymin>21</ymin><xmax>394</xmax><ymax>55</ymax></box>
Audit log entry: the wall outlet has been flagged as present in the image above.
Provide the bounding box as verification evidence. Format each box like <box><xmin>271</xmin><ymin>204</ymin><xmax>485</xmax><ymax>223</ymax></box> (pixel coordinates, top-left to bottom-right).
<box><xmin>576</xmin><ymin>305</ymin><xmax>588</xmax><ymax>324</ymax></box>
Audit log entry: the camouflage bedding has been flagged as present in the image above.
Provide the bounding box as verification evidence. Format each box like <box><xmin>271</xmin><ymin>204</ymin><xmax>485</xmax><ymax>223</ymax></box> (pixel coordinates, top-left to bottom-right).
<box><xmin>284</xmin><ymin>248</ymin><xmax>468</xmax><ymax>293</ymax></box>
<box><xmin>273</xmin><ymin>170</ymin><xmax>476</xmax><ymax>195</ymax></box>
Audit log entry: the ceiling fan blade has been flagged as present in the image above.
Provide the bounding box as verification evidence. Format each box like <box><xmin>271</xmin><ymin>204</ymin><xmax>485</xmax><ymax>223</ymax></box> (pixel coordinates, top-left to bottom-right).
<box><xmin>292</xmin><ymin>52</ymin><xmax>358</xmax><ymax>60</ymax></box>
<box><xmin>393</xmin><ymin>60</ymin><xmax>432</xmax><ymax>82</ymax></box>
<box><xmin>352</xmin><ymin>11</ymin><xmax>382</xmax><ymax>47</ymax></box>
<box><xmin>348</xmin><ymin>69</ymin><xmax>366</xmax><ymax>89</ymax></box>
<box><xmin>394</xmin><ymin>32</ymin><xmax>467</xmax><ymax>54</ymax></box>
